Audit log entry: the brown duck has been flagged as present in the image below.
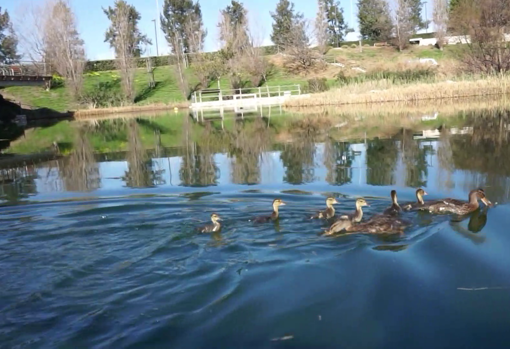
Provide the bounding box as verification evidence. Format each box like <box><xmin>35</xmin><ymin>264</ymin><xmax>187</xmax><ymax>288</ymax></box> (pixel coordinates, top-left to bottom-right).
<box><xmin>322</xmin><ymin>198</ymin><xmax>369</xmax><ymax>235</ymax></box>
<box><xmin>199</xmin><ymin>213</ymin><xmax>222</xmax><ymax>233</ymax></box>
<box><xmin>402</xmin><ymin>188</ymin><xmax>428</xmax><ymax>211</ymax></box>
<box><xmin>311</xmin><ymin>197</ymin><xmax>339</xmax><ymax>219</ymax></box>
<box><xmin>417</xmin><ymin>188</ymin><xmax>492</xmax><ymax>215</ymax></box>
<box><xmin>383</xmin><ymin>190</ymin><xmax>401</xmax><ymax>216</ymax></box>
<box><xmin>252</xmin><ymin>198</ymin><xmax>286</xmax><ymax>223</ymax></box>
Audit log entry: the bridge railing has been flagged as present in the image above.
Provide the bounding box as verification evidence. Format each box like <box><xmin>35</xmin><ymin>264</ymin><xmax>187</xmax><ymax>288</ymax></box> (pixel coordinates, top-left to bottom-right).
<box><xmin>0</xmin><ymin>61</ymin><xmax>50</xmax><ymax>77</ymax></box>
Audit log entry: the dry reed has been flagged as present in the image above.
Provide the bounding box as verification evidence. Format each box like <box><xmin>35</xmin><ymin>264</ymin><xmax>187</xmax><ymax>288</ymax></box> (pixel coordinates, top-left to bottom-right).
<box><xmin>285</xmin><ymin>75</ymin><xmax>510</xmax><ymax>107</ymax></box>
<box><xmin>74</xmin><ymin>102</ymin><xmax>189</xmax><ymax>118</ymax></box>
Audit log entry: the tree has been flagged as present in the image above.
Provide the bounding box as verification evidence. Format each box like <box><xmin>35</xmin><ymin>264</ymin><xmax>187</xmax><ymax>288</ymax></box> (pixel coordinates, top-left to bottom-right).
<box><xmin>449</xmin><ymin>0</ymin><xmax>461</xmax><ymax>13</ymax></box>
<box><xmin>271</xmin><ymin>0</ymin><xmax>303</xmax><ymax>51</ymax></box>
<box><xmin>450</xmin><ymin>0</ymin><xmax>510</xmax><ymax>73</ymax></box>
<box><xmin>322</xmin><ymin>0</ymin><xmax>351</xmax><ymax>47</ymax></box>
<box><xmin>103</xmin><ymin>0</ymin><xmax>150</xmax><ymax>58</ymax></box>
<box><xmin>44</xmin><ymin>0</ymin><xmax>85</xmax><ymax>97</ymax></box>
<box><xmin>393</xmin><ymin>0</ymin><xmax>414</xmax><ymax>51</ymax></box>
<box><xmin>0</xmin><ymin>7</ymin><xmax>19</xmax><ymax>64</ymax></box>
<box><xmin>283</xmin><ymin>18</ymin><xmax>321</xmax><ymax>74</ymax></box>
<box><xmin>219</xmin><ymin>0</ymin><xmax>249</xmax><ymax>54</ymax></box>
<box><xmin>407</xmin><ymin>0</ymin><xmax>426</xmax><ymax>31</ymax></box>
<box><xmin>433</xmin><ymin>0</ymin><xmax>448</xmax><ymax>49</ymax></box>
<box><xmin>103</xmin><ymin>0</ymin><xmax>151</xmax><ymax>102</ymax></box>
<box><xmin>315</xmin><ymin>0</ymin><xmax>329</xmax><ymax>52</ymax></box>
<box><xmin>357</xmin><ymin>0</ymin><xmax>393</xmax><ymax>41</ymax></box>
<box><xmin>160</xmin><ymin>0</ymin><xmax>206</xmax><ymax>55</ymax></box>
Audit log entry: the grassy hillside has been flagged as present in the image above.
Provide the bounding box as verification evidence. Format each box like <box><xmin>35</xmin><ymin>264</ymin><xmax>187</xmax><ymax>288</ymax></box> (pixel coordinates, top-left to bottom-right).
<box><xmin>1</xmin><ymin>45</ymin><xmax>462</xmax><ymax>112</ymax></box>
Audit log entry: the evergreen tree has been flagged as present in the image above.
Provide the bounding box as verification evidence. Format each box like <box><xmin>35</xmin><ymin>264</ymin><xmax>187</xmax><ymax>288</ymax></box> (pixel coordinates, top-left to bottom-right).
<box><xmin>407</xmin><ymin>0</ymin><xmax>426</xmax><ymax>31</ymax></box>
<box><xmin>270</xmin><ymin>0</ymin><xmax>303</xmax><ymax>51</ymax></box>
<box><xmin>322</xmin><ymin>0</ymin><xmax>351</xmax><ymax>46</ymax></box>
<box><xmin>103</xmin><ymin>0</ymin><xmax>150</xmax><ymax>58</ymax></box>
<box><xmin>357</xmin><ymin>0</ymin><xmax>393</xmax><ymax>41</ymax></box>
<box><xmin>449</xmin><ymin>0</ymin><xmax>461</xmax><ymax>13</ymax></box>
<box><xmin>0</xmin><ymin>7</ymin><xmax>19</xmax><ymax>64</ymax></box>
<box><xmin>218</xmin><ymin>1</ymin><xmax>249</xmax><ymax>54</ymax></box>
<box><xmin>160</xmin><ymin>0</ymin><xmax>206</xmax><ymax>54</ymax></box>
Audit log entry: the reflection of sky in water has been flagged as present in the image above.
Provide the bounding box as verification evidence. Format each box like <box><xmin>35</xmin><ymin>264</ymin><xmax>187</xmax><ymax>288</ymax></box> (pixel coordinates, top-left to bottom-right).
<box><xmin>15</xmin><ymin>139</ymin><xmax>507</xmax><ymax>205</ymax></box>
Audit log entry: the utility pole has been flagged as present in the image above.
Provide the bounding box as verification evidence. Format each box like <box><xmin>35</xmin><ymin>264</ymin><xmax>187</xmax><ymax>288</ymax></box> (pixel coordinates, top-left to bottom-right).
<box><xmin>152</xmin><ymin>19</ymin><xmax>159</xmax><ymax>56</ymax></box>
<box><xmin>155</xmin><ymin>0</ymin><xmax>160</xmax><ymax>55</ymax></box>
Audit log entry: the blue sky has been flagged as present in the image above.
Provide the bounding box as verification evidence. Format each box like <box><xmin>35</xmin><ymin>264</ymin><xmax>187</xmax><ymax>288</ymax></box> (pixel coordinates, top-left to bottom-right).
<box><xmin>4</xmin><ymin>0</ymin><xmax>431</xmax><ymax>60</ymax></box>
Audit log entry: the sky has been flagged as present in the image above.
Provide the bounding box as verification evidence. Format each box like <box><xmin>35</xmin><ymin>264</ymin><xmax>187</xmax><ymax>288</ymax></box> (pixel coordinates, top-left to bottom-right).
<box><xmin>3</xmin><ymin>0</ymin><xmax>433</xmax><ymax>61</ymax></box>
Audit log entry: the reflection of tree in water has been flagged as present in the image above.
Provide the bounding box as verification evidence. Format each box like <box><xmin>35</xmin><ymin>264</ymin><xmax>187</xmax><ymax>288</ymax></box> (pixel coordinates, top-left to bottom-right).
<box><xmin>323</xmin><ymin>139</ymin><xmax>353</xmax><ymax>185</ymax></box>
<box><xmin>228</xmin><ymin>118</ymin><xmax>271</xmax><ymax>185</ymax></box>
<box><xmin>449</xmin><ymin>109</ymin><xmax>510</xmax><ymax>202</ymax></box>
<box><xmin>280</xmin><ymin>118</ymin><xmax>319</xmax><ymax>184</ymax></box>
<box><xmin>58</xmin><ymin>128</ymin><xmax>100</xmax><ymax>192</ymax></box>
<box><xmin>400</xmin><ymin>129</ymin><xmax>433</xmax><ymax>188</ymax></box>
<box><xmin>366</xmin><ymin>138</ymin><xmax>398</xmax><ymax>186</ymax></box>
<box><xmin>436</xmin><ymin>128</ymin><xmax>455</xmax><ymax>190</ymax></box>
<box><xmin>0</xmin><ymin>166</ymin><xmax>38</xmax><ymax>202</ymax></box>
<box><xmin>123</xmin><ymin>120</ymin><xmax>161</xmax><ymax>188</ymax></box>
<box><xmin>179</xmin><ymin>118</ymin><xmax>219</xmax><ymax>187</ymax></box>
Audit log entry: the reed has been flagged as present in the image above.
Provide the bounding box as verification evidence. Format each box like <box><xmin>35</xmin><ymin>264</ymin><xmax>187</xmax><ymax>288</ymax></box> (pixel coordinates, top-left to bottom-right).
<box><xmin>285</xmin><ymin>75</ymin><xmax>510</xmax><ymax>107</ymax></box>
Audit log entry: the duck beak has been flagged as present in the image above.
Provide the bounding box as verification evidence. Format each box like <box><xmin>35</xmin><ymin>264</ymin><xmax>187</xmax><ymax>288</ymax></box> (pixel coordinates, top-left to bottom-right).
<box><xmin>280</xmin><ymin>202</ymin><xmax>286</xmax><ymax>206</ymax></box>
<box><xmin>481</xmin><ymin>197</ymin><xmax>493</xmax><ymax>207</ymax></box>
<box><xmin>423</xmin><ymin>191</ymin><xmax>428</xmax><ymax>196</ymax></box>
<box><xmin>333</xmin><ymin>199</ymin><xmax>339</xmax><ymax>204</ymax></box>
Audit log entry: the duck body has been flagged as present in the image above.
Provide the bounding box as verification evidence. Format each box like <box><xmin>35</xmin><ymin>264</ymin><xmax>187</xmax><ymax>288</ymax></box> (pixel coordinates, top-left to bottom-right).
<box><xmin>199</xmin><ymin>213</ymin><xmax>222</xmax><ymax>233</ymax></box>
<box><xmin>311</xmin><ymin>197</ymin><xmax>338</xmax><ymax>219</ymax></box>
<box><xmin>347</xmin><ymin>214</ymin><xmax>410</xmax><ymax>235</ymax></box>
<box><xmin>252</xmin><ymin>199</ymin><xmax>286</xmax><ymax>223</ymax></box>
<box><xmin>417</xmin><ymin>189</ymin><xmax>492</xmax><ymax>216</ymax></box>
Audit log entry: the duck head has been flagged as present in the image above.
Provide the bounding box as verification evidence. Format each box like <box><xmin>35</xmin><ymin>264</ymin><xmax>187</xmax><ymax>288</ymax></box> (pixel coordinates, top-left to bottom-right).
<box><xmin>390</xmin><ymin>190</ymin><xmax>399</xmax><ymax>204</ymax></box>
<box><xmin>273</xmin><ymin>198</ymin><xmax>286</xmax><ymax>210</ymax></box>
<box><xmin>475</xmin><ymin>188</ymin><xmax>493</xmax><ymax>207</ymax></box>
<box><xmin>211</xmin><ymin>213</ymin><xmax>222</xmax><ymax>223</ymax></box>
<box><xmin>356</xmin><ymin>198</ymin><xmax>369</xmax><ymax>208</ymax></box>
<box><xmin>416</xmin><ymin>188</ymin><xmax>428</xmax><ymax>204</ymax></box>
<box><xmin>326</xmin><ymin>197</ymin><xmax>339</xmax><ymax>207</ymax></box>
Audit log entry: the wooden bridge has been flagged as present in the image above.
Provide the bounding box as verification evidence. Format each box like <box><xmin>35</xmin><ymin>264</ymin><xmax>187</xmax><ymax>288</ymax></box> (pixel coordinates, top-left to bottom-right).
<box><xmin>0</xmin><ymin>62</ymin><xmax>52</xmax><ymax>87</ymax></box>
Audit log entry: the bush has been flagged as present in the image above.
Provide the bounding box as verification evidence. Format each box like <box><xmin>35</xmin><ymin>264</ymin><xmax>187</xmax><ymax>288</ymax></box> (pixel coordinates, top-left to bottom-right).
<box><xmin>341</xmin><ymin>45</ymin><xmax>349</xmax><ymax>49</ymax></box>
<box><xmin>307</xmin><ymin>78</ymin><xmax>329</xmax><ymax>93</ymax></box>
<box><xmin>50</xmin><ymin>74</ymin><xmax>65</xmax><ymax>89</ymax></box>
<box><xmin>80</xmin><ymin>81</ymin><xmax>124</xmax><ymax>108</ymax></box>
<box><xmin>335</xmin><ymin>68</ymin><xmax>436</xmax><ymax>86</ymax></box>
<box><xmin>351</xmin><ymin>44</ymin><xmax>357</xmax><ymax>48</ymax></box>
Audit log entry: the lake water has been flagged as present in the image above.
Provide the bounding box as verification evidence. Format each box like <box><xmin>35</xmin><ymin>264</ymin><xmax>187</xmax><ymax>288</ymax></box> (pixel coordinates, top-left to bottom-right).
<box><xmin>1</xmin><ymin>108</ymin><xmax>510</xmax><ymax>348</ymax></box>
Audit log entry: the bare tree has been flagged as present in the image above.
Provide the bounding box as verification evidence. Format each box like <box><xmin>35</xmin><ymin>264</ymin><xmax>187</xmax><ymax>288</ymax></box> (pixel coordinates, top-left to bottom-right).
<box><xmin>450</xmin><ymin>0</ymin><xmax>510</xmax><ymax>73</ymax></box>
<box><xmin>42</xmin><ymin>0</ymin><xmax>85</xmax><ymax>97</ymax></box>
<box><xmin>14</xmin><ymin>2</ymin><xmax>49</xmax><ymax>70</ymax></box>
<box><xmin>393</xmin><ymin>0</ymin><xmax>414</xmax><ymax>51</ymax></box>
<box><xmin>283</xmin><ymin>18</ymin><xmax>322</xmax><ymax>74</ymax></box>
<box><xmin>171</xmin><ymin>32</ymin><xmax>190</xmax><ymax>99</ymax></box>
<box><xmin>315</xmin><ymin>0</ymin><xmax>329</xmax><ymax>54</ymax></box>
<box><xmin>185</xmin><ymin>15</ymin><xmax>210</xmax><ymax>89</ymax></box>
<box><xmin>433</xmin><ymin>0</ymin><xmax>448</xmax><ymax>50</ymax></box>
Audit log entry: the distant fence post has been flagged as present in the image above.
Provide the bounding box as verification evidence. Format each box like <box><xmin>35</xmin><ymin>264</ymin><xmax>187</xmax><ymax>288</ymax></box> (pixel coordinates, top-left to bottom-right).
<box><xmin>297</xmin><ymin>84</ymin><xmax>301</xmax><ymax>95</ymax></box>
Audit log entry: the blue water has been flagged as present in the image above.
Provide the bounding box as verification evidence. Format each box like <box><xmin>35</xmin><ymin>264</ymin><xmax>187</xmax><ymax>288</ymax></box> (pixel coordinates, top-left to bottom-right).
<box><xmin>1</xmin><ymin>121</ymin><xmax>510</xmax><ymax>348</ymax></box>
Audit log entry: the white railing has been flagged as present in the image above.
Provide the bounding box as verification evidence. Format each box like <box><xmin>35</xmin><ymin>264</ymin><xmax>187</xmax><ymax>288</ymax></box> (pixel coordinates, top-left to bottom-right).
<box><xmin>192</xmin><ymin>84</ymin><xmax>302</xmax><ymax>105</ymax></box>
<box><xmin>0</xmin><ymin>61</ymin><xmax>49</xmax><ymax>77</ymax></box>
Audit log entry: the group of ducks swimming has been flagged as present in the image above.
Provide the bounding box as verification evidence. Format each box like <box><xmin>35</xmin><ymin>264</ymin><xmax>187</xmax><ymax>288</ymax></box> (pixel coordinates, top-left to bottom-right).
<box><xmin>198</xmin><ymin>188</ymin><xmax>493</xmax><ymax>235</ymax></box>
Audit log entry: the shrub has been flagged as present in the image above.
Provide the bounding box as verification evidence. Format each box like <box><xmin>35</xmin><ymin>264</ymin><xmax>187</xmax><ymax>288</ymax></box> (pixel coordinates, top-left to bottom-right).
<box><xmin>307</xmin><ymin>78</ymin><xmax>329</xmax><ymax>93</ymax></box>
<box><xmin>351</xmin><ymin>44</ymin><xmax>357</xmax><ymax>48</ymax></box>
<box><xmin>80</xmin><ymin>81</ymin><xmax>124</xmax><ymax>108</ymax></box>
<box><xmin>50</xmin><ymin>74</ymin><xmax>65</xmax><ymax>89</ymax></box>
<box><xmin>341</xmin><ymin>45</ymin><xmax>349</xmax><ymax>49</ymax></box>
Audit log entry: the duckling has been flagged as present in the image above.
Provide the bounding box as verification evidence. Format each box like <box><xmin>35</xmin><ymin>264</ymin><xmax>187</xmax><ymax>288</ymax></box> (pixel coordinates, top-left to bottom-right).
<box><xmin>322</xmin><ymin>198</ymin><xmax>369</xmax><ymax>235</ymax></box>
<box><xmin>349</xmin><ymin>214</ymin><xmax>410</xmax><ymax>235</ymax></box>
<box><xmin>402</xmin><ymin>188</ymin><xmax>428</xmax><ymax>211</ymax></box>
<box><xmin>383</xmin><ymin>190</ymin><xmax>401</xmax><ymax>216</ymax></box>
<box><xmin>310</xmin><ymin>197</ymin><xmax>339</xmax><ymax>219</ymax></box>
<box><xmin>251</xmin><ymin>198</ymin><xmax>286</xmax><ymax>223</ymax></box>
<box><xmin>199</xmin><ymin>213</ymin><xmax>222</xmax><ymax>233</ymax></box>
<box><xmin>418</xmin><ymin>188</ymin><xmax>492</xmax><ymax>215</ymax></box>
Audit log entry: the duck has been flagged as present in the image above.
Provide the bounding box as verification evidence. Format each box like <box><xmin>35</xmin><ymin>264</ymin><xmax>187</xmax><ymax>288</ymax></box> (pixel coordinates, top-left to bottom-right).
<box><xmin>383</xmin><ymin>190</ymin><xmax>401</xmax><ymax>216</ymax></box>
<box><xmin>402</xmin><ymin>188</ymin><xmax>428</xmax><ymax>211</ymax></box>
<box><xmin>417</xmin><ymin>188</ymin><xmax>492</xmax><ymax>215</ymax></box>
<box><xmin>251</xmin><ymin>198</ymin><xmax>286</xmax><ymax>223</ymax></box>
<box><xmin>199</xmin><ymin>213</ymin><xmax>222</xmax><ymax>233</ymax></box>
<box><xmin>310</xmin><ymin>197</ymin><xmax>339</xmax><ymax>219</ymax></box>
<box><xmin>348</xmin><ymin>214</ymin><xmax>410</xmax><ymax>235</ymax></box>
<box><xmin>322</xmin><ymin>198</ymin><xmax>369</xmax><ymax>235</ymax></box>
